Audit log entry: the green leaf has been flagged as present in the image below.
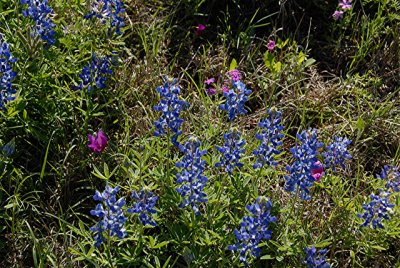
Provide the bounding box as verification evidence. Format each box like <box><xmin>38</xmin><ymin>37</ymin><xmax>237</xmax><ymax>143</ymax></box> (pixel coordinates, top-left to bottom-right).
<box><xmin>371</xmin><ymin>245</ymin><xmax>386</xmax><ymax>251</ymax></box>
<box><xmin>314</xmin><ymin>240</ymin><xmax>332</xmax><ymax>248</ymax></box>
<box><xmin>229</xmin><ymin>58</ymin><xmax>237</xmax><ymax>70</ymax></box>
<box><xmin>274</xmin><ymin>61</ymin><xmax>282</xmax><ymax>73</ymax></box>
<box><xmin>150</xmin><ymin>240</ymin><xmax>167</xmax><ymax>248</ymax></box>
<box><xmin>304</xmin><ymin>58</ymin><xmax>316</xmax><ymax>68</ymax></box>
<box><xmin>104</xmin><ymin>163</ymin><xmax>109</xmax><ymax>178</ymax></box>
<box><xmin>356</xmin><ymin>117</ymin><xmax>365</xmax><ymax>131</ymax></box>
<box><xmin>298</xmin><ymin>52</ymin><xmax>305</xmax><ymax>64</ymax></box>
<box><xmin>162</xmin><ymin>256</ymin><xmax>172</xmax><ymax>268</ymax></box>
<box><xmin>264</xmin><ymin>51</ymin><xmax>275</xmax><ymax>70</ymax></box>
<box><xmin>260</xmin><ymin>254</ymin><xmax>274</xmax><ymax>260</ymax></box>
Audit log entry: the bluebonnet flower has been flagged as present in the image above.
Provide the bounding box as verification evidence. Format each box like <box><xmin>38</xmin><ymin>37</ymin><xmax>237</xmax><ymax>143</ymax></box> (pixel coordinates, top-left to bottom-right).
<box><xmin>304</xmin><ymin>247</ymin><xmax>331</xmax><ymax>268</ymax></box>
<box><xmin>128</xmin><ymin>188</ymin><xmax>158</xmax><ymax>226</ymax></box>
<box><xmin>2</xmin><ymin>139</ymin><xmax>15</xmax><ymax>158</ymax></box>
<box><xmin>253</xmin><ymin>109</ymin><xmax>284</xmax><ymax>169</ymax></box>
<box><xmin>357</xmin><ymin>191</ymin><xmax>395</xmax><ymax>229</ymax></box>
<box><xmin>219</xmin><ymin>80</ymin><xmax>252</xmax><ymax>121</ymax></box>
<box><xmin>377</xmin><ymin>165</ymin><xmax>400</xmax><ymax>192</ymax></box>
<box><xmin>228</xmin><ymin>196</ymin><xmax>276</xmax><ymax>266</ymax></box>
<box><xmin>20</xmin><ymin>0</ymin><xmax>56</xmax><ymax>45</ymax></box>
<box><xmin>216</xmin><ymin>131</ymin><xmax>245</xmax><ymax>174</ymax></box>
<box><xmin>90</xmin><ymin>184</ymin><xmax>127</xmax><ymax>247</ymax></box>
<box><xmin>0</xmin><ymin>35</ymin><xmax>17</xmax><ymax>111</ymax></box>
<box><xmin>154</xmin><ymin>78</ymin><xmax>188</xmax><ymax>146</ymax></box>
<box><xmin>284</xmin><ymin>128</ymin><xmax>324</xmax><ymax>200</ymax></box>
<box><xmin>77</xmin><ymin>53</ymin><xmax>112</xmax><ymax>92</ymax></box>
<box><xmin>175</xmin><ymin>136</ymin><xmax>208</xmax><ymax>215</ymax></box>
<box><xmin>84</xmin><ymin>0</ymin><xmax>126</xmax><ymax>35</ymax></box>
<box><xmin>322</xmin><ymin>136</ymin><xmax>352</xmax><ymax>170</ymax></box>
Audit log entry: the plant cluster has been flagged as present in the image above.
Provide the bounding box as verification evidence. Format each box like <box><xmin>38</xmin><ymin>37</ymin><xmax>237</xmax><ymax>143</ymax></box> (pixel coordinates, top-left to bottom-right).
<box><xmin>0</xmin><ymin>0</ymin><xmax>399</xmax><ymax>267</ymax></box>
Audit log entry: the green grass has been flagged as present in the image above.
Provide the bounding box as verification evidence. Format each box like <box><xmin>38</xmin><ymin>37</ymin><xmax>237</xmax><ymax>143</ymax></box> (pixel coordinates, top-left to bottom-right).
<box><xmin>0</xmin><ymin>0</ymin><xmax>399</xmax><ymax>267</ymax></box>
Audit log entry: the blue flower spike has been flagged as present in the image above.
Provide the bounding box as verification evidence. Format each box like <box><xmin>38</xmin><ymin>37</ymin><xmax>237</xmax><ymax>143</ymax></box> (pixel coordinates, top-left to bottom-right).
<box><xmin>154</xmin><ymin>77</ymin><xmax>188</xmax><ymax>146</ymax></box>
<box><xmin>304</xmin><ymin>246</ymin><xmax>331</xmax><ymax>268</ymax></box>
<box><xmin>77</xmin><ymin>53</ymin><xmax>112</xmax><ymax>92</ymax></box>
<box><xmin>21</xmin><ymin>0</ymin><xmax>56</xmax><ymax>46</ymax></box>
<box><xmin>377</xmin><ymin>165</ymin><xmax>400</xmax><ymax>192</ymax></box>
<box><xmin>219</xmin><ymin>80</ymin><xmax>252</xmax><ymax>121</ymax></box>
<box><xmin>253</xmin><ymin>108</ymin><xmax>284</xmax><ymax>169</ymax></box>
<box><xmin>90</xmin><ymin>184</ymin><xmax>127</xmax><ymax>247</ymax></box>
<box><xmin>322</xmin><ymin>136</ymin><xmax>352</xmax><ymax>171</ymax></box>
<box><xmin>357</xmin><ymin>190</ymin><xmax>395</xmax><ymax>229</ymax></box>
<box><xmin>128</xmin><ymin>188</ymin><xmax>158</xmax><ymax>226</ymax></box>
<box><xmin>0</xmin><ymin>35</ymin><xmax>18</xmax><ymax>111</ymax></box>
<box><xmin>228</xmin><ymin>196</ymin><xmax>276</xmax><ymax>266</ymax></box>
<box><xmin>84</xmin><ymin>0</ymin><xmax>126</xmax><ymax>35</ymax></box>
<box><xmin>216</xmin><ymin>130</ymin><xmax>246</xmax><ymax>175</ymax></box>
<box><xmin>175</xmin><ymin>136</ymin><xmax>208</xmax><ymax>215</ymax></box>
<box><xmin>284</xmin><ymin>128</ymin><xmax>324</xmax><ymax>200</ymax></box>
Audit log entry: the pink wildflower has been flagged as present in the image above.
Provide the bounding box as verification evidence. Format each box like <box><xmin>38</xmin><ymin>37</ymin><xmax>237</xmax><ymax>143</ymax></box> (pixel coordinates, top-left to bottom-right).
<box><xmin>267</xmin><ymin>40</ymin><xmax>276</xmax><ymax>52</ymax></box>
<box><xmin>206</xmin><ymin>87</ymin><xmax>217</xmax><ymax>96</ymax></box>
<box><xmin>332</xmin><ymin>10</ymin><xmax>344</xmax><ymax>20</ymax></box>
<box><xmin>339</xmin><ymin>0</ymin><xmax>352</xmax><ymax>10</ymax></box>
<box><xmin>227</xmin><ymin>69</ymin><xmax>241</xmax><ymax>82</ymax></box>
<box><xmin>88</xmin><ymin>130</ymin><xmax>108</xmax><ymax>153</ymax></box>
<box><xmin>221</xmin><ymin>80</ymin><xmax>230</xmax><ymax>93</ymax></box>
<box><xmin>204</xmin><ymin>78</ymin><xmax>215</xmax><ymax>85</ymax></box>
<box><xmin>311</xmin><ymin>161</ymin><xmax>324</xmax><ymax>182</ymax></box>
<box><xmin>195</xmin><ymin>24</ymin><xmax>206</xmax><ymax>36</ymax></box>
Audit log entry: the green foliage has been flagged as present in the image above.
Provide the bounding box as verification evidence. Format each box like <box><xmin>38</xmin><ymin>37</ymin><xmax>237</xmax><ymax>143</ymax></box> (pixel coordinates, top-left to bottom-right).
<box><xmin>0</xmin><ymin>0</ymin><xmax>399</xmax><ymax>267</ymax></box>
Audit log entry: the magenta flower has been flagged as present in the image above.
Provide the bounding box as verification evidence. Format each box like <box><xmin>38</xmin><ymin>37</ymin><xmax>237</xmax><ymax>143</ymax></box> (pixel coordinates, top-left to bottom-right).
<box><xmin>332</xmin><ymin>10</ymin><xmax>344</xmax><ymax>20</ymax></box>
<box><xmin>311</xmin><ymin>161</ymin><xmax>324</xmax><ymax>181</ymax></box>
<box><xmin>195</xmin><ymin>24</ymin><xmax>206</xmax><ymax>36</ymax></box>
<box><xmin>88</xmin><ymin>130</ymin><xmax>108</xmax><ymax>153</ymax></box>
<box><xmin>206</xmin><ymin>87</ymin><xmax>217</xmax><ymax>96</ymax></box>
<box><xmin>267</xmin><ymin>40</ymin><xmax>276</xmax><ymax>52</ymax></box>
<box><xmin>204</xmin><ymin>78</ymin><xmax>215</xmax><ymax>85</ymax></box>
<box><xmin>221</xmin><ymin>80</ymin><xmax>230</xmax><ymax>93</ymax></box>
<box><xmin>227</xmin><ymin>69</ymin><xmax>241</xmax><ymax>82</ymax></box>
<box><xmin>339</xmin><ymin>0</ymin><xmax>352</xmax><ymax>10</ymax></box>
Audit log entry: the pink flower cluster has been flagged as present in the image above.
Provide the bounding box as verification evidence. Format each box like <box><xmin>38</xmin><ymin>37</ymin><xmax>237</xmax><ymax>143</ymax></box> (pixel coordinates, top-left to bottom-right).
<box><xmin>311</xmin><ymin>161</ymin><xmax>324</xmax><ymax>182</ymax></box>
<box><xmin>332</xmin><ymin>0</ymin><xmax>352</xmax><ymax>20</ymax></box>
<box><xmin>267</xmin><ymin>40</ymin><xmax>276</xmax><ymax>52</ymax></box>
<box><xmin>204</xmin><ymin>69</ymin><xmax>244</xmax><ymax>96</ymax></box>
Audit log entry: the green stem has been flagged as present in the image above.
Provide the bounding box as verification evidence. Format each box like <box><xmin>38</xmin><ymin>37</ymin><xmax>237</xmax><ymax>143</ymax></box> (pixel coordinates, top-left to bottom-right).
<box><xmin>107</xmin><ymin>230</ymin><xmax>114</xmax><ymax>268</ymax></box>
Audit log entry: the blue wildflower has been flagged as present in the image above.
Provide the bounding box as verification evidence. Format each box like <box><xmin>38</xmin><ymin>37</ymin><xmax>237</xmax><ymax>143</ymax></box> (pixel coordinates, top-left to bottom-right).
<box><xmin>84</xmin><ymin>0</ymin><xmax>126</xmax><ymax>35</ymax></box>
<box><xmin>154</xmin><ymin>77</ymin><xmax>188</xmax><ymax>146</ymax></box>
<box><xmin>77</xmin><ymin>53</ymin><xmax>112</xmax><ymax>92</ymax></box>
<box><xmin>377</xmin><ymin>165</ymin><xmax>400</xmax><ymax>192</ymax></box>
<box><xmin>0</xmin><ymin>35</ymin><xmax>17</xmax><ymax>111</ymax></box>
<box><xmin>215</xmin><ymin>131</ymin><xmax>245</xmax><ymax>175</ymax></box>
<box><xmin>253</xmin><ymin>109</ymin><xmax>284</xmax><ymax>169</ymax></box>
<box><xmin>284</xmin><ymin>128</ymin><xmax>324</xmax><ymax>200</ymax></box>
<box><xmin>357</xmin><ymin>191</ymin><xmax>395</xmax><ymax>229</ymax></box>
<box><xmin>175</xmin><ymin>136</ymin><xmax>208</xmax><ymax>215</ymax></box>
<box><xmin>304</xmin><ymin>247</ymin><xmax>331</xmax><ymax>268</ymax></box>
<box><xmin>90</xmin><ymin>184</ymin><xmax>127</xmax><ymax>247</ymax></box>
<box><xmin>219</xmin><ymin>80</ymin><xmax>252</xmax><ymax>121</ymax></box>
<box><xmin>20</xmin><ymin>0</ymin><xmax>56</xmax><ymax>45</ymax></box>
<box><xmin>2</xmin><ymin>139</ymin><xmax>15</xmax><ymax>158</ymax></box>
<box><xmin>228</xmin><ymin>196</ymin><xmax>276</xmax><ymax>267</ymax></box>
<box><xmin>322</xmin><ymin>136</ymin><xmax>352</xmax><ymax>170</ymax></box>
<box><xmin>128</xmin><ymin>188</ymin><xmax>158</xmax><ymax>226</ymax></box>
